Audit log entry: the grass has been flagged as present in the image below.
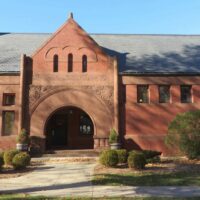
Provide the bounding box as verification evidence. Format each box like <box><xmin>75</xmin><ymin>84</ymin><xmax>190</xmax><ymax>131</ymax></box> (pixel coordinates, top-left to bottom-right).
<box><xmin>0</xmin><ymin>195</ymin><xmax>200</xmax><ymax>200</ymax></box>
<box><xmin>93</xmin><ymin>170</ymin><xmax>200</xmax><ymax>186</ymax></box>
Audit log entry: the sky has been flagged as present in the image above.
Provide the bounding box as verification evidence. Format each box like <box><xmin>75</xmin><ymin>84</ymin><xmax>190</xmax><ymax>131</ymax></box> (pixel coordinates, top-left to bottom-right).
<box><xmin>0</xmin><ymin>0</ymin><xmax>200</xmax><ymax>34</ymax></box>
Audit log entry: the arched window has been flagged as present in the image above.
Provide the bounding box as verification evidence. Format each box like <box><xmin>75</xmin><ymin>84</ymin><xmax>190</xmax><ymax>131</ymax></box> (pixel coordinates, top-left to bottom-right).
<box><xmin>82</xmin><ymin>55</ymin><xmax>87</xmax><ymax>72</ymax></box>
<box><xmin>53</xmin><ymin>54</ymin><xmax>58</xmax><ymax>72</ymax></box>
<box><xmin>68</xmin><ymin>53</ymin><xmax>73</xmax><ymax>72</ymax></box>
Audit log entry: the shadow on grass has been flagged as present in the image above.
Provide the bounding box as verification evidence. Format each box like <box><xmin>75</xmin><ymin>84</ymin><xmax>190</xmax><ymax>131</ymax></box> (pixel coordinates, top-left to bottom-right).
<box><xmin>93</xmin><ymin>171</ymin><xmax>200</xmax><ymax>186</ymax></box>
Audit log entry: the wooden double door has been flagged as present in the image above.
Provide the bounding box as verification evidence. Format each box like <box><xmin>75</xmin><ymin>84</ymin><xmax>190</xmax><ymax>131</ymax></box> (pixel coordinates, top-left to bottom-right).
<box><xmin>46</xmin><ymin>107</ymin><xmax>94</xmax><ymax>149</ymax></box>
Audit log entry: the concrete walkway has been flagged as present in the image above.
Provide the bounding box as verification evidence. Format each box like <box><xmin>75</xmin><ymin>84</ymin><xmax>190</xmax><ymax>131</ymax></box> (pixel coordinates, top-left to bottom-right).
<box><xmin>0</xmin><ymin>160</ymin><xmax>200</xmax><ymax>198</ymax></box>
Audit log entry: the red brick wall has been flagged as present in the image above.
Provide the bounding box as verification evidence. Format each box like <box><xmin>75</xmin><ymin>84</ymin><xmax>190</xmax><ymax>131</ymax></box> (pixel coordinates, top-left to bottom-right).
<box><xmin>122</xmin><ymin>76</ymin><xmax>200</xmax><ymax>155</ymax></box>
<box><xmin>0</xmin><ymin>75</ymin><xmax>20</xmax><ymax>150</ymax></box>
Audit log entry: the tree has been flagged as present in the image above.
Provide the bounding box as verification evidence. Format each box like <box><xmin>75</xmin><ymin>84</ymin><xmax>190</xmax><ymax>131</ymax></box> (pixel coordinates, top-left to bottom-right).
<box><xmin>165</xmin><ymin>110</ymin><xmax>200</xmax><ymax>159</ymax></box>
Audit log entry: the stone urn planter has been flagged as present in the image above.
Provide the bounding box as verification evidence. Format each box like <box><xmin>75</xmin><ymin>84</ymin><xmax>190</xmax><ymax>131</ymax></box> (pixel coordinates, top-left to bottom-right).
<box><xmin>109</xmin><ymin>128</ymin><xmax>121</xmax><ymax>150</ymax></box>
<box><xmin>110</xmin><ymin>142</ymin><xmax>121</xmax><ymax>150</ymax></box>
<box><xmin>16</xmin><ymin>143</ymin><xmax>29</xmax><ymax>151</ymax></box>
<box><xmin>16</xmin><ymin>129</ymin><xmax>30</xmax><ymax>152</ymax></box>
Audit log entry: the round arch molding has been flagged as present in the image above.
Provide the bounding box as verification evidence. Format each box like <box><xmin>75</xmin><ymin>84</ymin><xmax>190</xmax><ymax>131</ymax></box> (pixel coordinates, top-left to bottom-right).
<box><xmin>30</xmin><ymin>89</ymin><xmax>113</xmax><ymax>150</ymax></box>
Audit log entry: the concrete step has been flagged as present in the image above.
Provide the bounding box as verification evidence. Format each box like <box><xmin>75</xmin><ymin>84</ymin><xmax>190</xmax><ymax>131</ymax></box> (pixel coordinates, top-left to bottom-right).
<box><xmin>43</xmin><ymin>149</ymin><xmax>100</xmax><ymax>158</ymax></box>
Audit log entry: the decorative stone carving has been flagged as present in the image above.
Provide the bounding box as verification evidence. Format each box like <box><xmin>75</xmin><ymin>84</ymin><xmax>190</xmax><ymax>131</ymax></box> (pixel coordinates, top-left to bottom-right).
<box><xmin>29</xmin><ymin>85</ymin><xmax>56</xmax><ymax>109</ymax></box>
<box><xmin>83</xmin><ymin>86</ymin><xmax>114</xmax><ymax>108</ymax></box>
<box><xmin>29</xmin><ymin>85</ymin><xmax>114</xmax><ymax>114</ymax></box>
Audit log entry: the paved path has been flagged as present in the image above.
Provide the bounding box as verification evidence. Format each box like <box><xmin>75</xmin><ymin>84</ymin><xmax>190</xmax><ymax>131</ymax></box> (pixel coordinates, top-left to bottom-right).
<box><xmin>1</xmin><ymin>160</ymin><xmax>200</xmax><ymax>197</ymax></box>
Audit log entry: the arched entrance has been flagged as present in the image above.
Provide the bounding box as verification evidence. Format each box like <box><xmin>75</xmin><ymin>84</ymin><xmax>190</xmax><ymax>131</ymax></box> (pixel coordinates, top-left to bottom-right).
<box><xmin>30</xmin><ymin>89</ymin><xmax>113</xmax><ymax>151</ymax></box>
<box><xmin>45</xmin><ymin>106</ymin><xmax>94</xmax><ymax>149</ymax></box>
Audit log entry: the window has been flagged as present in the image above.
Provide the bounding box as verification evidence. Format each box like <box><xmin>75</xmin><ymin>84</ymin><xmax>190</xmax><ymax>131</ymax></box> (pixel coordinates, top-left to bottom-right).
<box><xmin>82</xmin><ymin>55</ymin><xmax>87</xmax><ymax>72</ymax></box>
<box><xmin>159</xmin><ymin>85</ymin><xmax>170</xmax><ymax>103</ymax></box>
<box><xmin>53</xmin><ymin>54</ymin><xmax>58</xmax><ymax>72</ymax></box>
<box><xmin>68</xmin><ymin>54</ymin><xmax>73</xmax><ymax>72</ymax></box>
<box><xmin>2</xmin><ymin>111</ymin><xmax>15</xmax><ymax>136</ymax></box>
<box><xmin>137</xmin><ymin>85</ymin><xmax>149</xmax><ymax>103</ymax></box>
<box><xmin>3</xmin><ymin>94</ymin><xmax>15</xmax><ymax>106</ymax></box>
<box><xmin>79</xmin><ymin>113</ymin><xmax>93</xmax><ymax>135</ymax></box>
<box><xmin>181</xmin><ymin>85</ymin><xmax>192</xmax><ymax>103</ymax></box>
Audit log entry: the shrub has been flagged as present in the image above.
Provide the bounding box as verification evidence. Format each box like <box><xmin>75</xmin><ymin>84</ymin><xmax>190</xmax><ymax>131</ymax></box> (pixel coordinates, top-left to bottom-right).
<box><xmin>29</xmin><ymin>136</ymin><xmax>43</xmax><ymax>157</ymax></box>
<box><xmin>128</xmin><ymin>151</ymin><xmax>146</xmax><ymax>170</ymax></box>
<box><xmin>147</xmin><ymin>156</ymin><xmax>161</xmax><ymax>163</ymax></box>
<box><xmin>165</xmin><ymin>110</ymin><xmax>200</xmax><ymax>159</ymax></box>
<box><xmin>12</xmin><ymin>152</ymin><xmax>31</xmax><ymax>170</ymax></box>
<box><xmin>142</xmin><ymin>150</ymin><xmax>161</xmax><ymax>163</ymax></box>
<box><xmin>17</xmin><ymin>129</ymin><xmax>30</xmax><ymax>144</ymax></box>
<box><xmin>4</xmin><ymin>149</ymin><xmax>20</xmax><ymax>166</ymax></box>
<box><xmin>0</xmin><ymin>151</ymin><xmax>4</xmax><ymax>161</ymax></box>
<box><xmin>116</xmin><ymin>149</ymin><xmax>127</xmax><ymax>163</ymax></box>
<box><xmin>109</xmin><ymin>129</ymin><xmax>118</xmax><ymax>144</ymax></box>
<box><xmin>0</xmin><ymin>152</ymin><xmax>4</xmax><ymax>170</ymax></box>
<box><xmin>142</xmin><ymin>150</ymin><xmax>161</xmax><ymax>159</ymax></box>
<box><xmin>99</xmin><ymin>150</ymin><xmax>118</xmax><ymax>167</ymax></box>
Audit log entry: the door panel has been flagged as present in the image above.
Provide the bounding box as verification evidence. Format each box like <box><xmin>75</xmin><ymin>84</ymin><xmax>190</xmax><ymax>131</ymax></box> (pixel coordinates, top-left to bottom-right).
<box><xmin>51</xmin><ymin>114</ymin><xmax>68</xmax><ymax>147</ymax></box>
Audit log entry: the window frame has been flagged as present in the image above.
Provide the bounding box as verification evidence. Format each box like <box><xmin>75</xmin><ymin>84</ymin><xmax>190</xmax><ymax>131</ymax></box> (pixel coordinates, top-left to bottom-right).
<box><xmin>53</xmin><ymin>54</ymin><xmax>58</xmax><ymax>72</ymax></box>
<box><xmin>79</xmin><ymin>113</ymin><xmax>94</xmax><ymax>136</ymax></box>
<box><xmin>68</xmin><ymin>53</ymin><xmax>73</xmax><ymax>72</ymax></box>
<box><xmin>2</xmin><ymin>111</ymin><xmax>15</xmax><ymax>136</ymax></box>
<box><xmin>82</xmin><ymin>55</ymin><xmax>87</xmax><ymax>73</ymax></box>
<box><xmin>180</xmin><ymin>85</ymin><xmax>192</xmax><ymax>103</ymax></box>
<box><xmin>3</xmin><ymin>93</ymin><xmax>15</xmax><ymax>106</ymax></box>
<box><xmin>137</xmin><ymin>85</ymin><xmax>149</xmax><ymax>104</ymax></box>
<box><xmin>159</xmin><ymin>85</ymin><xmax>171</xmax><ymax>103</ymax></box>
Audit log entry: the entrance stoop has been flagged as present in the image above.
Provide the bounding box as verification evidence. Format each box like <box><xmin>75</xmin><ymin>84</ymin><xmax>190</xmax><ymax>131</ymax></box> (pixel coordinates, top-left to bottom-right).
<box><xmin>43</xmin><ymin>149</ymin><xmax>100</xmax><ymax>158</ymax></box>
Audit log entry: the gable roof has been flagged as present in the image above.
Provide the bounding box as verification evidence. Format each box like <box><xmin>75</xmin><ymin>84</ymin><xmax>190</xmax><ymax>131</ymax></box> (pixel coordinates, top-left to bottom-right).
<box><xmin>32</xmin><ymin>17</ymin><xmax>106</xmax><ymax>58</ymax></box>
<box><xmin>1</xmin><ymin>32</ymin><xmax>200</xmax><ymax>75</ymax></box>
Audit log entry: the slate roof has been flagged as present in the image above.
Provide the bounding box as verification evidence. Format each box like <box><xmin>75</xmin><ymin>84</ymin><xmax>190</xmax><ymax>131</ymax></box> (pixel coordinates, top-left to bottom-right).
<box><xmin>1</xmin><ymin>32</ymin><xmax>200</xmax><ymax>75</ymax></box>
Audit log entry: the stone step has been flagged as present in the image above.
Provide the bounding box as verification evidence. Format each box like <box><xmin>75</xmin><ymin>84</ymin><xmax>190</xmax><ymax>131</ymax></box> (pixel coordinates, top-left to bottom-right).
<box><xmin>43</xmin><ymin>149</ymin><xmax>100</xmax><ymax>158</ymax></box>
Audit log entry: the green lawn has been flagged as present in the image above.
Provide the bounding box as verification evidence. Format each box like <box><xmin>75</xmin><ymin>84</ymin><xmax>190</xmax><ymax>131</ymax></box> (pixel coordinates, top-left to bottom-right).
<box><xmin>93</xmin><ymin>171</ymin><xmax>200</xmax><ymax>186</ymax></box>
<box><xmin>0</xmin><ymin>194</ymin><xmax>200</xmax><ymax>200</ymax></box>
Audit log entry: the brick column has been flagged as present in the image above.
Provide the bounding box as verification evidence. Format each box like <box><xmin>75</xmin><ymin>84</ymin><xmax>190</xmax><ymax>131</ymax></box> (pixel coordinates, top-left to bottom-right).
<box><xmin>18</xmin><ymin>54</ymin><xmax>26</xmax><ymax>133</ymax></box>
<box><xmin>113</xmin><ymin>57</ymin><xmax>119</xmax><ymax>133</ymax></box>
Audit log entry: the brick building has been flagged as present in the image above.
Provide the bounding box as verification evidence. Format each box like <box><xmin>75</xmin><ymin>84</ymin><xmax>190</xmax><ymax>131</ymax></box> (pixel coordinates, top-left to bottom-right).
<box><xmin>1</xmin><ymin>14</ymin><xmax>200</xmax><ymax>155</ymax></box>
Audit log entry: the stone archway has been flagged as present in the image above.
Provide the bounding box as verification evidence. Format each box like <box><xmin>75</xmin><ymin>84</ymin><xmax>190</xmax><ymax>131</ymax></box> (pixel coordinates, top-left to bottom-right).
<box><xmin>45</xmin><ymin>106</ymin><xmax>94</xmax><ymax>149</ymax></box>
<box><xmin>30</xmin><ymin>89</ymin><xmax>113</xmax><ymax>150</ymax></box>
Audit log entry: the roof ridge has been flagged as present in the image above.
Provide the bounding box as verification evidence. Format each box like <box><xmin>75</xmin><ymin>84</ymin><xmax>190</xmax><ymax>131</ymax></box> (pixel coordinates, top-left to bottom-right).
<box><xmin>1</xmin><ymin>32</ymin><xmax>200</xmax><ymax>37</ymax></box>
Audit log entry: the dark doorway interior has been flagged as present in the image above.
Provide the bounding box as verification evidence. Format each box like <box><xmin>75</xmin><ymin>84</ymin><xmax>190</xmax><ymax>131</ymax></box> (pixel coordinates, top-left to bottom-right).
<box><xmin>45</xmin><ymin>107</ymin><xmax>94</xmax><ymax>150</ymax></box>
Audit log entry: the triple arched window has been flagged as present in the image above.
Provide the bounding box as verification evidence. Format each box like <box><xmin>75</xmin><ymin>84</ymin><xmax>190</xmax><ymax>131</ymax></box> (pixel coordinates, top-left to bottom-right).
<box><xmin>53</xmin><ymin>54</ymin><xmax>88</xmax><ymax>73</ymax></box>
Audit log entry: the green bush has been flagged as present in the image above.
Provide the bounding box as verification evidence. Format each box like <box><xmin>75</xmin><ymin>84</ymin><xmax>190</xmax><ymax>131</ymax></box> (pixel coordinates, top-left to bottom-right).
<box><xmin>142</xmin><ymin>150</ymin><xmax>161</xmax><ymax>159</ymax></box>
<box><xmin>100</xmin><ymin>150</ymin><xmax>118</xmax><ymax>167</ymax></box>
<box><xmin>4</xmin><ymin>149</ymin><xmax>20</xmax><ymax>166</ymax></box>
<box><xmin>128</xmin><ymin>151</ymin><xmax>146</xmax><ymax>170</ymax></box>
<box><xmin>0</xmin><ymin>152</ymin><xmax>4</xmax><ymax>170</ymax></box>
<box><xmin>17</xmin><ymin>129</ymin><xmax>30</xmax><ymax>144</ymax></box>
<box><xmin>165</xmin><ymin>110</ymin><xmax>200</xmax><ymax>159</ymax></box>
<box><xmin>147</xmin><ymin>156</ymin><xmax>161</xmax><ymax>163</ymax></box>
<box><xmin>12</xmin><ymin>152</ymin><xmax>31</xmax><ymax>170</ymax></box>
<box><xmin>109</xmin><ymin>129</ymin><xmax>118</xmax><ymax>144</ymax></box>
<box><xmin>116</xmin><ymin>149</ymin><xmax>127</xmax><ymax>163</ymax></box>
<box><xmin>29</xmin><ymin>136</ymin><xmax>43</xmax><ymax>157</ymax></box>
<box><xmin>142</xmin><ymin>150</ymin><xmax>161</xmax><ymax>163</ymax></box>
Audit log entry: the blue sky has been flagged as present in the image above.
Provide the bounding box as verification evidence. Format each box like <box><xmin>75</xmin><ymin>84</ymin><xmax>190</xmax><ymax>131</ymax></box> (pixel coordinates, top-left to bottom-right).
<box><xmin>1</xmin><ymin>0</ymin><xmax>200</xmax><ymax>34</ymax></box>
